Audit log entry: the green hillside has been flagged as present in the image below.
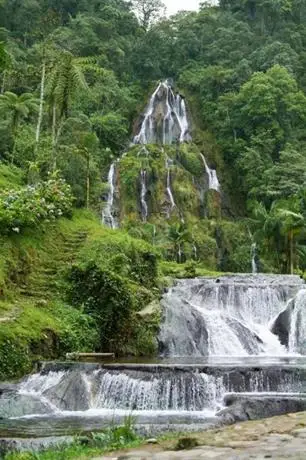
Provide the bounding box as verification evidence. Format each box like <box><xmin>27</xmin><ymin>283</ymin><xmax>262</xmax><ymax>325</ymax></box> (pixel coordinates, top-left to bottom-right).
<box><xmin>1</xmin><ymin>0</ymin><xmax>306</xmax><ymax>378</ymax></box>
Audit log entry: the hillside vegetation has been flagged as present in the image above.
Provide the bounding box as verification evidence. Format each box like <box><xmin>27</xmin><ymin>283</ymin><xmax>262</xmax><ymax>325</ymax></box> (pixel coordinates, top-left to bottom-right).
<box><xmin>1</xmin><ymin>0</ymin><xmax>306</xmax><ymax>378</ymax></box>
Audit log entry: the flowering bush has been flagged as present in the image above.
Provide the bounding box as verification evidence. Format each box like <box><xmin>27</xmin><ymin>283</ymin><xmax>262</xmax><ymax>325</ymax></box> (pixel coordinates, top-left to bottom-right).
<box><xmin>0</xmin><ymin>179</ymin><xmax>73</xmax><ymax>233</ymax></box>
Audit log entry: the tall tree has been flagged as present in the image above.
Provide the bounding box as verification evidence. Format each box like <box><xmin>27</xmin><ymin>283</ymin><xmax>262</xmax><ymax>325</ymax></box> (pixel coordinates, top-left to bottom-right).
<box><xmin>47</xmin><ymin>51</ymin><xmax>98</xmax><ymax>170</ymax></box>
<box><xmin>132</xmin><ymin>0</ymin><xmax>166</xmax><ymax>29</ymax></box>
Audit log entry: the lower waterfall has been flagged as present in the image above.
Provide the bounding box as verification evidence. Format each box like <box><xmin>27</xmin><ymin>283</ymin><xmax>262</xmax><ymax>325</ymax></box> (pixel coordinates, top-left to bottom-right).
<box><xmin>17</xmin><ymin>364</ymin><xmax>303</xmax><ymax>414</ymax></box>
<box><xmin>159</xmin><ymin>275</ymin><xmax>305</xmax><ymax>357</ymax></box>
<box><xmin>2</xmin><ymin>274</ymin><xmax>306</xmax><ymax>440</ymax></box>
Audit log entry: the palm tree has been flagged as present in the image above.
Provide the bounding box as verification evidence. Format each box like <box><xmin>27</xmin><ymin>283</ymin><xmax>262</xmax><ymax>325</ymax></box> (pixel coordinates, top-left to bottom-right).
<box><xmin>273</xmin><ymin>204</ymin><xmax>304</xmax><ymax>274</ymax></box>
<box><xmin>168</xmin><ymin>223</ymin><xmax>190</xmax><ymax>263</ymax></box>
<box><xmin>58</xmin><ymin>115</ymin><xmax>99</xmax><ymax>208</ymax></box>
<box><xmin>0</xmin><ymin>91</ymin><xmax>39</xmax><ymax>163</ymax></box>
<box><xmin>250</xmin><ymin>199</ymin><xmax>305</xmax><ymax>274</ymax></box>
<box><xmin>47</xmin><ymin>51</ymin><xmax>99</xmax><ymax>170</ymax></box>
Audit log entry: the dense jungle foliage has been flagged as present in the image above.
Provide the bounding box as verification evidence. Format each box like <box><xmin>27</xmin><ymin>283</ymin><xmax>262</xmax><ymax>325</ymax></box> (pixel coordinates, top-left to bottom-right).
<box><xmin>1</xmin><ymin>0</ymin><xmax>306</xmax><ymax>272</ymax></box>
<box><xmin>1</xmin><ymin>0</ymin><xmax>306</xmax><ymax>377</ymax></box>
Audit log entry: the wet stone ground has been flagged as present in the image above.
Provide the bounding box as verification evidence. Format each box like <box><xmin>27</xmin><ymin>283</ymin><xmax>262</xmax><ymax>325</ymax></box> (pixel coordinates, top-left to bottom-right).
<box><xmin>98</xmin><ymin>412</ymin><xmax>306</xmax><ymax>459</ymax></box>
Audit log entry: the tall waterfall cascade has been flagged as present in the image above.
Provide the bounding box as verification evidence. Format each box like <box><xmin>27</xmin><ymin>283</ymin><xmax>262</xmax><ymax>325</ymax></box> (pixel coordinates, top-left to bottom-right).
<box><xmin>140</xmin><ymin>169</ymin><xmax>148</xmax><ymax>221</ymax></box>
<box><xmin>102</xmin><ymin>162</ymin><xmax>117</xmax><ymax>229</ymax></box>
<box><xmin>166</xmin><ymin>157</ymin><xmax>176</xmax><ymax>215</ymax></box>
<box><xmin>102</xmin><ymin>81</ymin><xmax>193</xmax><ymax>228</ymax></box>
<box><xmin>134</xmin><ymin>80</ymin><xmax>191</xmax><ymax>145</ymax></box>
<box><xmin>200</xmin><ymin>153</ymin><xmax>220</xmax><ymax>192</ymax></box>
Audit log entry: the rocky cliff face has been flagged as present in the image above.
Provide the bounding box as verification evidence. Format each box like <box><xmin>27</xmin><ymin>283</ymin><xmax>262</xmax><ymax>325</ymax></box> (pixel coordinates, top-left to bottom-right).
<box><xmin>101</xmin><ymin>82</ymin><xmax>253</xmax><ymax>273</ymax></box>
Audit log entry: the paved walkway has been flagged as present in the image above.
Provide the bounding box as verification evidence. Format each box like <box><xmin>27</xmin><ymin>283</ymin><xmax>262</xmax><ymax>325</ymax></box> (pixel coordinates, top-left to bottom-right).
<box><xmin>97</xmin><ymin>411</ymin><xmax>306</xmax><ymax>459</ymax></box>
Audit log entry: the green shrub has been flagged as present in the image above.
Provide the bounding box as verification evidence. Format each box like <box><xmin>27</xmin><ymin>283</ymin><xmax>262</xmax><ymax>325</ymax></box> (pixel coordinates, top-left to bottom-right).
<box><xmin>68</xmin><ymin>263</ymin><xmax>136</xmax><ymax>353</ymax></box>
<box><xmin>0</xmin><ymin>337</ymin><xmax>31</xmax><ymax>380</ymax></box>
<box><xmin>0</xmin><ymin>178</ymin><xmax>73</xmax><ymax>234</ymax></box>
<box><xmin>78</xmin><ymin>232</ymin><xmax>159</xmax><ymax>289</ymax></box>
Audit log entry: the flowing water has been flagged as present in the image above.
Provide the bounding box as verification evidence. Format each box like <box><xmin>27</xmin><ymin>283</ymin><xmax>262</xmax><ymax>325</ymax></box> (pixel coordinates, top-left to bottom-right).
<box><xmin>159</xmin><ymin>275</ymin><xmax>304</xmax><ymax>357</ymax></box>
<box><xmin>166</xmin><ymin>157</ymin><xmax>176</xmax><ymax>216</ymax></box>
<box><xmin>200</xmin><ymin>153</ymin><xmax>220</xmax><ymax>192</ymax></box>
<box><xmin>2</xmin><ymin>275</ymin><xmax>306</xmax><ymax>439</ymax></box>
<box><xmin>134</xmin><ymin>81</ymin><xmax>191</xmax><ymax>145</ymax></box>
<box><xmin>251</xmin><ymin>242</ymin><xmax>258</xmax><ymax>274</ymax></box>
<box><xmin>102</xmin><ymin>162</ymin><xmax>117</xmax><ymax>229</ymax></box>
<box><xmin>140</xmin><ymin>169</ymin><xmax>148</xmax><ymax>221</ymax></box>
<box><xmin>166</xmin><ymin>169</ymin><xmax>176</xmax><ymax>212</ymax></box>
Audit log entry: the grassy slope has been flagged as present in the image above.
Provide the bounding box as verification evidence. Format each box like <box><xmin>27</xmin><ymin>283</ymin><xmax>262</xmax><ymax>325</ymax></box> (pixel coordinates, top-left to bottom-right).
<box><xmin>0</xmin><ymin>209</ymin><xmax>104</xmax><ymax>380</ymax></box>
<box><xmin>0</xmin><ymin>206</ymin><xmax>222</xmax><ymax>381</ymax></box>
<box><xmin>0</xmin><ymin>161</ymin><xmax>225</xmax><ymax>381</ymax></box>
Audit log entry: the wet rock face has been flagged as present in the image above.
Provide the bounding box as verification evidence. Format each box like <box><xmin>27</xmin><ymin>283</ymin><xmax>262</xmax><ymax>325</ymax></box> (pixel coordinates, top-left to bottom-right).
<box><xmin>271</xmin><ymin>299</ymin><xmax>294</xmax><ymax>347</ymax></box>
<box><xmin>218</xmin><ymin>394</ymin><xmax>306</xmax><ymax>423</ymax></box>
<box><xmin>158</xmin><ymin>275</ymin><xmax>305</xmax><ymax>357</ymax></box>
<box><xmin>43</xmin><ymin>371</ymin><xmax>91</xmax><ymax>411</ymax></box>
<box><xmin>158</xmin><ymin>298</ymin><xmax>209</xmax><ymax>357</ymax></box>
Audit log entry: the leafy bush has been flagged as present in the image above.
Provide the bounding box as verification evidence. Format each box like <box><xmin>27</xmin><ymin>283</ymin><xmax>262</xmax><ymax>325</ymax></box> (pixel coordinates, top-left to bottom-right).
<box><xmin>0</xmin><ymin>337</ymin><xmax>32</xmax><ymax>380</ymax></box>
<box><xmin>78</xmin><ymin>231</ymin><xmax>159</xmax><ymax>289</ymax></box>
<box><xmin>68</xmin><ymin>262</ymin><xmax>136</xmax><ymax>353</ymax></box>
<box><xmin>0</xmin><ymin>179</ymin><xmax>73</xmax><ymax>233</ymax></box>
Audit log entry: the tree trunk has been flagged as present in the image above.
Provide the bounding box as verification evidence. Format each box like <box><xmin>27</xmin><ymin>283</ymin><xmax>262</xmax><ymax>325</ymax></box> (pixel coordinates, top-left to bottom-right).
<box><xmin>35</xmin><ymin>61</ymin><xmax>46</xmax><ymax>156</ymax></box>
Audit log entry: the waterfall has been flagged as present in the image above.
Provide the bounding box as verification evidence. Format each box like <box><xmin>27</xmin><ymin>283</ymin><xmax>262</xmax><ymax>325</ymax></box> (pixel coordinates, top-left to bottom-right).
<box><xmin>102</xmin><ymin>162</ymin><xmax>117</xmax><ymax>229</ymax></box>
<box><xmin>200</xmin><ymin>153</ymin><xmax>220</xmax><ymax>192</ymax></box>
<box><xmin>175</xmin><ymin>95</ymin><xmax>189</xmax><ymax>143</ymax></box>
<box><xmin>289</xmin><ymin>289</ymin><xmax>306</xmax><ymax>354</ymax></box>
<box><xmin>134</xmin><ymin>83</ymin><xmax>162</xmax><ymax>145</ymax></box>
<box><xmin>5</xmin><ymin>275</ymin><xmax>306</xmax><ymax>433</ymax></box>
<box><xmin>140</xmin><ymin>169</ymin><xmax>148</xmax><ymax>222</ymax></box>
<box><xmin>193</xmin><ymin>242</ymin><xmax>198</xmax><ymax>260</ymax></box>
<box><xmin>134</xmin><ymin>81</ymin><xmax>191</xmax><ymax>145</ymax></box>
<box><xmin>16</xmin><ymin>363</ymin><xmax>303</xmax><ymax>417</ymax></box>
<box><xmin>166</xmin><ymin>167</ymin><xmax>176</xmax><ymax>215</ymax></box>
<box><xmin>251</xmin><ymin>243</ymin><xmax>258</xmax><ymax>274</ymax></box>
<box><xmin>159</xmin><ymin>275</ymin><xmax>305</xmax><ymax>357</ymax></box>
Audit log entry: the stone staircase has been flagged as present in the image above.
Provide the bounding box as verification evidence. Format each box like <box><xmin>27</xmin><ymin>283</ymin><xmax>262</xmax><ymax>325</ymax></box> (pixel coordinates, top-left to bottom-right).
<box><xmin>19</xmin><ymin>230</ymin><xmax>88</xmax><ymax>300</ymax></box>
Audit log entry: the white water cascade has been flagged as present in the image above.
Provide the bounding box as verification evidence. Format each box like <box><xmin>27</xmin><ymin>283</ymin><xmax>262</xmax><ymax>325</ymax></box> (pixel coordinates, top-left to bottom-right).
<box><xmin>193</xmin><ymin>242</ymin><xmax>198</xmax><ymax>260</ymax></box>
<box><xmin>3</xmin><ymin>274</ymin><xmax>306</xmax><ymax>436</ymax></box>
<box><xmin>102</xmin><ymin>162</ymin><xmax>117</xmax><ymax>229</ymax></box>
<box><xmin>251</xmin><ymin>243</ymin><xmax>258</xmax><ymax>274</ymax></box>
<box><xmin>200</xmin><ymin>153</ymin><xmax>220</xmax><ymax>192</ymax></box>
<box><xmin>166</xmin><ymin>157</ymin><xmax>176</xmax><ymax>217</ymax></box>
<box><xmin>134</xmin><ymin>81</ymin><xmax>191</xmax><ymax>145</ymax></box>
<box><xmin>140</xmin><ymin>169</ymin><xmax>148</xmax><ymax>222</ymax></box>
<box><xmin>289</xmin><ymin>289</ymin><xmax>306</xmax><ymax>353</ymax></box>
<box><xmin>159</xmin><ymin>275</ymin><xmax>305</xmax><ymax>357</ymax></box>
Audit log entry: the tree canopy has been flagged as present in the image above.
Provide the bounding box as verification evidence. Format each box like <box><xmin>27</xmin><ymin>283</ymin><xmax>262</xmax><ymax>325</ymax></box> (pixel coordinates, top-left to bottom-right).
<box><xmin>1</xmin><ymin>0</ymin><xmax>306</xmax><ymax>272</ymax></box>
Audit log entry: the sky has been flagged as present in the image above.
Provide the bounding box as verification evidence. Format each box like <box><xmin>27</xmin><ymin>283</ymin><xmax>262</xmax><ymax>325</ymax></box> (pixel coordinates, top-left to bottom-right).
<box><xmin>164</xmin><ymin>0</ymin><xmax>201</xmax><ymax>15</ymax></box>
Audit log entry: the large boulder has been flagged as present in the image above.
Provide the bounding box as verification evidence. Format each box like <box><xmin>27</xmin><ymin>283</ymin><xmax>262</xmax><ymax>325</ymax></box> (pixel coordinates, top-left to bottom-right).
<box><xmin>43</xmin><ymin>371</ymin><xmax>91</xmax><ymax>411</ymax></box>
<box><xmin>217</xmin><ymin>393</ymin><xmax>306</xmax><ymax>423</ymax></box>
<box><xmin>271</xmin><ymin>299</ymin><xmax>294</xmax><ymax>347</ymax></box>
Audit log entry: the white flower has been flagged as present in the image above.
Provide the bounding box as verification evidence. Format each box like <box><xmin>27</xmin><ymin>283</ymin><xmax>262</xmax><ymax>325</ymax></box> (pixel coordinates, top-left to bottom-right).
<box><xmin>12</xmin><ymin>227</ymin><xmax>20</xmax><ymax>233</ymax></box>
